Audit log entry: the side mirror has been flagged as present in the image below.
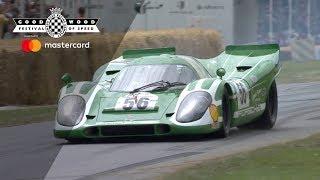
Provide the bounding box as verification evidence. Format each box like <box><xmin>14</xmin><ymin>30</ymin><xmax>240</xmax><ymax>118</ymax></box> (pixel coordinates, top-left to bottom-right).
<box><xmin>216</xmin><ymin>68</ymin><xmax>226</xmax><ymax>79</ymax></box>
<box><xmin>61</xmin><ymin>73</ymin><xmax>72</xmax><ymax>85</ymax></box>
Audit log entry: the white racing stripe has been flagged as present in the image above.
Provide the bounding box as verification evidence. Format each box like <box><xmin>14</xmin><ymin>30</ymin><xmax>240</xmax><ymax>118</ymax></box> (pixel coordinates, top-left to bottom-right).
<box><xmin>59</xmin><ymin>87</ymin><xmax>67</xmax><ymax>100</ymax></box>
<box><xmin>233</xmin><ymin>103</ymin><xmax>266</xmax><ymax>118</ymax></box>
<box><xmin>72</xmin><ymin>85</ymin><xmax>102</xmax><ymax>130</ymax></box>
<box><xmin>194</xmin><ymin>79</ymin><xmax>206</xmax><ymax>90</ymax></box>
<box><xmin>74</xmin><ymin>82</ymin><xmax>85</xmax><ymax>94</ymax></box>
<box><xmin>221</xmin><ymin>53</ymin><xmax>231</xmax><ymax>68</ymax></box>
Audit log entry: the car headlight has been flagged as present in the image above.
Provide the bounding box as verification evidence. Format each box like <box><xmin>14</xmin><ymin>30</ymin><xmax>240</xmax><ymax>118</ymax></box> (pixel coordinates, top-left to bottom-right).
<box><xmin>176</xmin><ymin>91</ymin><xmax>212</xmax><ymax>123</ymax></box>
<box><xmin>57</xmin><ymin>95</ymin><xmax>86</xmax><ymax>126</ymax></box>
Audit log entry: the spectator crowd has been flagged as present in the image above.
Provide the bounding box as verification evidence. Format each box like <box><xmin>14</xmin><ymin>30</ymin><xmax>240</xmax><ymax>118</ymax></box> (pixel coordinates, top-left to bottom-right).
<box><xmin>0</xmin><ymin>0</ymin><xmax>87</xmax><ymax>39</ymax></box>
<box><xmin>0</xmin><ymin>0</ymin><xmax>20</xmax><ymax>39</ymax></box>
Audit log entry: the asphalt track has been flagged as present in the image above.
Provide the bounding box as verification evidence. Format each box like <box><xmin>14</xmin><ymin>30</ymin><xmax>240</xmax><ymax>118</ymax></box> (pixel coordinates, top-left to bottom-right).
<box><xmin>1</xmin><ymin>82</ymin><xmax>320</xmax><ymax>180</ymax></box>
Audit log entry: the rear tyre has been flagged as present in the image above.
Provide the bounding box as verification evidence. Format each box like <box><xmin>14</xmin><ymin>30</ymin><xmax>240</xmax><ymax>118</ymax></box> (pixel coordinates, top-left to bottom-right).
<box><xmin>252</xmin><ymin>80</ymin><xmax>278</xmax><ymax>129</ymax></box>
<box><xmin>215</xmin><ymin>88</ymin><xmax>231</xmax><ymax>138</ymax></box>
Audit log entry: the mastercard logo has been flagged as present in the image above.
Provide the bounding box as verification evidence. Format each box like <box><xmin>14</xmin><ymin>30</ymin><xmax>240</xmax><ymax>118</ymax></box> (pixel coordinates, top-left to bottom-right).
<box><xmin>21</xmin><ymin>39</ymin><xmax>42</xmax><ymax>53</ymax></box>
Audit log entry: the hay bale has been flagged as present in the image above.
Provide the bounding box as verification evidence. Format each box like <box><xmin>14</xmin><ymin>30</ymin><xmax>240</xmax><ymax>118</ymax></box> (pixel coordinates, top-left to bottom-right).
<box><xmin>113</xmin><ymin>28</ymin><xmax>222</xmax><ymax>58</ymax></box>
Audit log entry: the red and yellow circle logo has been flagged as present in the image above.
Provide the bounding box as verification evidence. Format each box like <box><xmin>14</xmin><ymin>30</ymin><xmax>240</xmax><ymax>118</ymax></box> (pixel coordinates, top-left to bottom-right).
<box><xmin>21</xmin><ymin>39</ymin><xmax>42</xmax><ymax>53</ymax></box>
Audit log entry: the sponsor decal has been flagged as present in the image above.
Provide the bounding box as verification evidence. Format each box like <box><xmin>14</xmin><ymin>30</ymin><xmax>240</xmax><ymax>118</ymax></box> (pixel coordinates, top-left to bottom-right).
<box><xmin>197</xmin><ymin>4</ymin><xmax>224</xmax><ymax>10</ymax></box>
<box><xmin>115</xmin><ymin>92</ymin><xmax>158</xmax><ymax>111</ymax></box>
<box><xmin>21</xmin><ymin>39</ymin><xmax>41</xmax><ymax>53</ymax></box>
<box><xmin>13</xmin><ymin>7</ymin><xmax>99</xmax><ymax>39</ymax></box>
<box><xmin>250</xmin><ymin>75</ymin><xmax>258</xmax><ymax>83</ymax></box>
<box><xmin>233</xmin><ymin>103</ymin><xmax>266</xmax><ymax>118</ymax></box>
<box><xmin>251</xmin><ymin>87</ymin><xmax>266</xmax><ymax>103</ymax></box>
<box><xmin>233</xmin><ymin>80</ymin><xmax>250</xmax><ymax>109</ymax></box>
<box><xmin>177</xmin><ymin>1</ymin><xmax>185</xmax><ymax>9</ymax></box>
<box><xmin>43</xmin><ymin>42</ymin><xmax>90</xmax><ymax>49</ymax></box>
<box><xmin>21</xmin><ymin>39</ymin><xmax>91</xmax><ymax>52</ymax></box>
<box><xmin>209</xmin><ymin>104</ymin><xmax>219</xmax><ymax>128</ymax></box>
<box><xmin>169</xmin><ymin>1</ymin><xmax>192</xmax><ymax>14</ymax></box>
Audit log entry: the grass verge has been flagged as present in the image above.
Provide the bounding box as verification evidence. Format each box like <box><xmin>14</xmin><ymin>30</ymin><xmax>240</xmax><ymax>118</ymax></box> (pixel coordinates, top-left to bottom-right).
<box><xmin>278</xmin><ymin>60</ymin><xmax>320</xmax><ymax>84</ymax></box>
<box><xmin>0</xmin><ymin>106</ymin><xmax>56</xmax><ymax>127</ymax></box>
<box><xmin>163</xmin><ymin>133</ymin><xmax>320</xmax><ymax>180</ymax></box>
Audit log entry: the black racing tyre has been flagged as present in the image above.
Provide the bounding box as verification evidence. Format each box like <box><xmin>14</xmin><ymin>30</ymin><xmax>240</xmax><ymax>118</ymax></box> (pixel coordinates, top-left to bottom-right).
<box><xmin>215</xmin><ymin>88</ymin><xmax>231</xmax><ymax>138</ymax></box>
<box><xmin>253</xmin><ymin>80</ymin><xmax>278</xmax><ymax>129</ymax></box>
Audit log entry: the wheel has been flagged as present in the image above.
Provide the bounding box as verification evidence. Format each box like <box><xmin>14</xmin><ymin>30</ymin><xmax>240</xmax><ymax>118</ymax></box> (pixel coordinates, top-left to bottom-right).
<box><xmin>215</xmin><ymin>88</ymin><xmax>231</xmax><ymax>138</ymax></box>
<box><xmin>252</xmin><ymin>80</ymin><xmax>278</xmax><ymax>129</ymax></box>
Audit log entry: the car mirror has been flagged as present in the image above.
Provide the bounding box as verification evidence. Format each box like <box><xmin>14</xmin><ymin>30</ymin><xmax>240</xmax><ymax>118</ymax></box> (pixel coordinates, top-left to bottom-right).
<box><xmin>61</xmin><ymin>73</ymin><xmax>72</xmax><ymax>85</ymax></box>
<box><xmin>216</xmin><ymin>68</ymin><xmax>226</xmax><ymax>79</ymax></box>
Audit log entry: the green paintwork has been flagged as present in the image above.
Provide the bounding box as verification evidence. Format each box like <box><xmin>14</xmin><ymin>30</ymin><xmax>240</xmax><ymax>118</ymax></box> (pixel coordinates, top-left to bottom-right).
<box><xmin>201</xmin><ymin>79</ymin><xmax>214</xmax><ymax>89</ymax></box>
<box><xmin>97</xmin><ymin>90</ymin><xmax>179</xmax><ymax>122</ymax></box>
<box><xmin>55</xmin><ymin>44</ymin><xmax>280</xmax><ymax>139</ymax></box>
<box><xmin>102</xmin><ymin>106</ymin><xmax>160</xmax><ymax>113</ymax></box>
<box><xmin>123</xmin><ymin>47</ymin><xmax>176</xmax><ymax>59</ymax></box>
<box><xmin>226</xmin><ymin>44</ymin><xmax>279</xmax><ymax>57</ymax></box>
<box><xmin>187</xmin><ymin>81</ymin><xmax>197</xmax><ymax>91</ymax></box>
<box><xmin>79</xmin><ymin>83</ymin><xmax>95</xmax><ymax>94</ymax></box>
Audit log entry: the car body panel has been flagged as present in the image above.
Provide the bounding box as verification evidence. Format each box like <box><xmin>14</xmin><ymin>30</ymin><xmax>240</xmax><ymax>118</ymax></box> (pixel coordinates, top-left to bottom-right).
<box><xmin>54</xmin><ymin>44</ymin><xmax>280</xmax><ymax>139</ymax></box>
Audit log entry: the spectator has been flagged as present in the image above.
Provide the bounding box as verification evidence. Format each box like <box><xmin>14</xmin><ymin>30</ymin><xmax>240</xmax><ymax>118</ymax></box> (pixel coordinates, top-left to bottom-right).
<box><xmin>0</xmin><ymin>2</ymin><xmax>8</xmax><ymax>39</ymax></box>
<box><xmin>78</xmin><ymin>7</ymin><xmax>85</xmax><ymax>18</ymax></box>
<box><xmin>2</xmin><ymin>0</ymin><xmax>19</xmax><ymax>38</ymax></box>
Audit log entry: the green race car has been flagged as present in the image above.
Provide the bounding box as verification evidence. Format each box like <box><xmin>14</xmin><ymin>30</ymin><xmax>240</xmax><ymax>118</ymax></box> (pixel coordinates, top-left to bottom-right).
<box><xmin>54</xmin><ymin>44</ymin><xmax>280</xmax><ymax>142</ymax></box>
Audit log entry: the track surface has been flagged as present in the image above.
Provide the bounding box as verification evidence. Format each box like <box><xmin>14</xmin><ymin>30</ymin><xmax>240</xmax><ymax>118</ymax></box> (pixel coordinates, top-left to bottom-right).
<box><xmin>1</xmin><ymin>82</ymin><xmax>320</xmax><ymax>180</ymax></box>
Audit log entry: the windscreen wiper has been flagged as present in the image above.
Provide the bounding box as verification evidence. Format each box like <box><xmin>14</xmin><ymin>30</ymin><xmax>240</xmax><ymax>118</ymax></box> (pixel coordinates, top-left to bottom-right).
<box><xmin>130</xmin><ymin>80</ymin><xmax>186</xmax><ymax>93</ymax></box>
<box><xmin>130</xmin><ymin>80</ymin><xmax>167</xmax><ymax>93</ymax></box>
<box><xmin>152</xmin><ymin>81</ymin><xmax>186</xmax><ymax>91</ymax></box>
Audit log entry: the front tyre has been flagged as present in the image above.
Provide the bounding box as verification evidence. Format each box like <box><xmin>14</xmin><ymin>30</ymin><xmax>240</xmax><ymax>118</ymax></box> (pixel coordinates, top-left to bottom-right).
<box><xmin>254</xmin><ymin>80</ymin><xmax>278</xmax><ymax>129</ymax></box>
<box><xmin>215</xmin><ymin>88</ymin><xmax>231</xmax><ymax>138</ymax></box>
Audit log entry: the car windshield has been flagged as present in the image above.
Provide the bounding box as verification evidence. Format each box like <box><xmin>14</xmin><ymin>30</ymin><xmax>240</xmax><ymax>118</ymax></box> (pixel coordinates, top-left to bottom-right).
<box><xmin>110</xmin><ymin>64</ymin><xmax>197</xmax><ymax>92</ymax></box>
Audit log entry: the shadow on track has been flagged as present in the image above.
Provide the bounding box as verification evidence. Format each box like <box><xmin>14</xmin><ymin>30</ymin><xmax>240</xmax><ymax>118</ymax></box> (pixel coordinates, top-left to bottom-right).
<box><xmin>59</xmin><ymin>127</ymin><xmax>262</xmax><ymax>145</ymax></box>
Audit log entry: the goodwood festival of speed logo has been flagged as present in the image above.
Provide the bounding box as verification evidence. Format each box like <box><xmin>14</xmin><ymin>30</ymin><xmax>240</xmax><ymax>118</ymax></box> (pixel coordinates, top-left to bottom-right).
<box><xmin>45</xmin><ymin>7</ymin><xmax>67</xmax><ymax>38</ymax></box>
<box><xmin>13</xmin><ymin>7</ymin><xmax>99</xmax><ymax>38</ymax></box>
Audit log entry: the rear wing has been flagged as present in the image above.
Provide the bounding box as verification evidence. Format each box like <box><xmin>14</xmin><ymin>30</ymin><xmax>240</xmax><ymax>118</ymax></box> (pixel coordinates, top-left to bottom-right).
<box><xmin>122</xmin><ymin>47</ymin><xmax>176</xmax><ymax>59</ymax></box>
<box><xmin>225</xmin><ymin>44</ymin><xmax>279</xmax><ymax>57</ymax></box>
